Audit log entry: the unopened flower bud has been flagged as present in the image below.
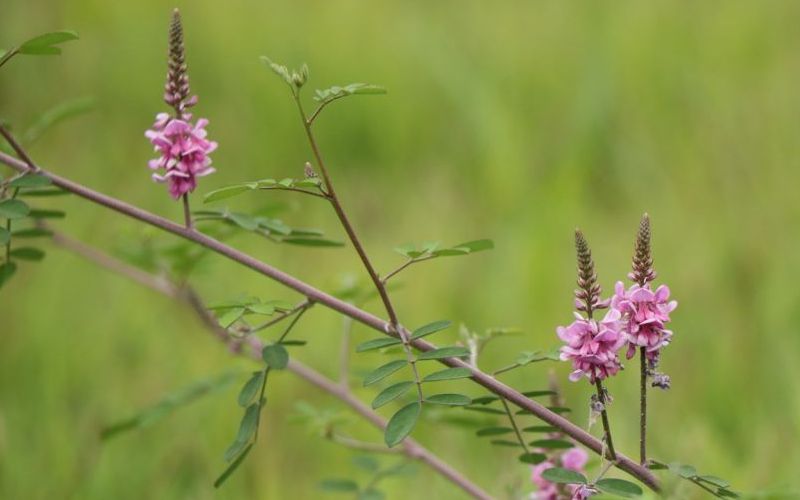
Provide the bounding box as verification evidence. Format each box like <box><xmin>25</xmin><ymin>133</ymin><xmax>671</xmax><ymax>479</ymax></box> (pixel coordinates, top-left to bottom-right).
<box><xmin>304</xmin><ymin>161</ymin><xmax>317</xmax><ymax>178</ymax></box>
<box><xmin>651</xmin><ymin>372</ymin><xmax>671</xmax><ymax>390</ymax></box>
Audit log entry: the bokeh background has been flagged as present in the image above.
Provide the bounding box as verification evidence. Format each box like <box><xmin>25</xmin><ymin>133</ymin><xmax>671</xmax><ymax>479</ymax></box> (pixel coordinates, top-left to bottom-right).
<box><xmin>2</xmin><ymin>1</ymin><xmax>799</xmax><ymax>498</ymax></box>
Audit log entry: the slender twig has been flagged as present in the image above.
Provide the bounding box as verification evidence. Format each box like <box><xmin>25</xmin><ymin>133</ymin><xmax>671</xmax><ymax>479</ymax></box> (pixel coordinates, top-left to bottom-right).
<box><xmin>640</xmin><ymin>346</ymin><xmax>647</xmax><ymax>465</ymax></box>
<box><xmin>258</xmin><ymin>185</ymin><xmax>329</xmax><ymax>199</ymax></box>
<box><xmin>248</xmin><ymin>300</ymin><xmax>311</xmax><ymax>333</ymax></box>
<box><xmin>306</xmin><ymin>94</ymin><xmax>349</xmax><ymax>125</ymax></box>
<box><xmin>0</xmin><ymin>144</ymin><xmax>660</xmax><ymax>491</ymax></box>
<box><xmin>500</xmin><ymin>398</ymin><xmax>530</xmax><ymax>454</ymax></box>
<box><xmin>45</xmin><ymin>227</ymin><xmax>490</xmax><ymax>500</ymax></box>
<box><xmin>381</xmin><ymin>255</ymin><xmax>435</xmax><ymax>284</ymax></box>
<box><xmin>0</xmin><ymin>48</ymin><xmax>19</xmax><ymax>70</ymax></box>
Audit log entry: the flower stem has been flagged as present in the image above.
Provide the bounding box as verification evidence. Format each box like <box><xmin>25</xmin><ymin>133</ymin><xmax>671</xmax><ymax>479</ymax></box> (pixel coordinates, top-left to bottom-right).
<box><xmin>500</xmin><ymin>397</ymin><xmax>530</xmax><ymax>454</ymax></box>
<box><xmin>182</xmin><ymin>193</ymin><xmax>193</xmax><ymax>229</ymax></box>
<box><xmin>640</xmin><ymin>346</ymin><xmax>647</xmax><ymax>465</ymax></box>
<box><xmin>594</xmin><ymin>379</ymin><xmax>617</xmax><ymax>461</ymax></box>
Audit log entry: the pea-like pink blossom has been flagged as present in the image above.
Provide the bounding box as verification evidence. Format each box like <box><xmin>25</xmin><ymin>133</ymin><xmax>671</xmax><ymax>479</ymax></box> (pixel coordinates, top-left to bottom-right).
<box><xmin>145</xmin><ymin>113</ymin><xmax>217</xmax><ymax>199</ymax></box>
<box><xmin>612</xmin><ymin>282</ymin><xmax>677</xmax><ymax>362</ymax></box>
<box><xmin>530</xmin><ymin>447</ymin><xmax>590</xmax><ymax>499</ymax></box>
<box><xmin>557</xmin><ymin>308</ymin><xmax>626</xmax><ymax>383</ymax></box>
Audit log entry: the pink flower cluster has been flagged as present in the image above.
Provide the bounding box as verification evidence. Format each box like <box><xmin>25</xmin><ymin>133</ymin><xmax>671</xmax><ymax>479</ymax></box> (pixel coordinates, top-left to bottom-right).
<box><xmin>612</xmin><ymin>282</ymin><xmax>677</xmax><ymax>363</ymax></box>
<box><xmin>557</xmin><ymin>309</ymin><xmax>626</xmax><ymax>383</ymax></box>
<box><xmin>530</xmin><ymin>447</ymin><xmax>592</xmax><ymax>500</ymax></box>
<box><xmin>145</xmin><ymin>112</ymin><xmax>217</xmax><ymax>199</ymax></box>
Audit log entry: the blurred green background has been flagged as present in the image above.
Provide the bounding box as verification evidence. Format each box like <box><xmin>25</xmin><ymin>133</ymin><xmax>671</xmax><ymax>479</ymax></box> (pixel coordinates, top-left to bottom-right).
<box><xmin>2</xmin><ymin>1</ymin><xmax>799</xmax><ymax>498</ymax></box>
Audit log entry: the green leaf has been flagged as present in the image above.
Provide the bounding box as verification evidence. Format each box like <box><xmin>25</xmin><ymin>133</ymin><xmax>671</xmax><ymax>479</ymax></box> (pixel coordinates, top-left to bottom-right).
<box><xmin>0</xmin><ymin>227</ymin><xmax>8</xmax><ymax>245</ymax></box>
<box><xmin>204</xmin><ymin>183</ymin><xmax>257</xmax><ymax>203</ymax></box>
<box><xmin>18</xmin><ymin>31</ymin><xmax>79</xmax><ymax>55</ymax></box>
<box><xmin>356</xmin><ymin>337</ymin><xmax>402</xmax><ymax>352</ymax></box>
<box><xmin>716</xmin><ymin>489</ymin><xmax>740</xmax><ymax>498</ymax></box>
<box><xmin>433</xmin><ymin>239</ymin><xmax>494</xmax><ymax>257</ymax></box>
<box><xmin>522</xmin><ymin>390</ymin><xmax>558</xmax><ymax>398</ymax></box>
<box><xmin>0</xmin><ymin>199</ymin><xmax>30</xmax><ymax>219</ymax></box>
<box><xmin>279</xmin><ymin>339</ymin><xmax>307</xmax><ymax>346</ymax></box>
<box><xmin>0</xmin><ymin>262</ymin><xmax>18</xmax><ymax>288</ymax></box>
<box><xmin>463</xmin><ymin>406</ymin><xmax>506</xmax><ymax>415</ymax></box>
<box><xmin>229</xmin><ymin>212</ymin><xmax>259</xmax><ymax>231</ymax></box>
<box><xmin>352</xmin><ymin>455</ymin><xmax>379</xmax><ymax>472</ymax></box>
<box><xmin>470</xmin><ymin>395</ymin><xmax>500</xmax><ymax>405</ymax></box>
<box><xmin>213</xmin><ymin>443</ymin><xmax>253</xmax><ymax>488</ymax></box>
<box><xmin>669</xmin><ymin>463</ymin><xmax>697</xmax><ymax>479</ymax></box>
<box><xmin>9</xmin><ymin>247</ymin><xmax>45</xmax><ymax>261</ymax></box>
<box><xmin>218</xmin><ymin>307</ymin><xmax>245</xmax><ymax>328</ymax></box>
<box><xmin>363</xmin><ymin>360</ymin><xmax>408</xmax><ymax>386</ymax></box>
<box><xmin>228</xmin><ymin>404</ymin><xmax>260</xmax><ymax>458</ymax></box>
<box><xmin>475</xmin><ymin>427</ymin><xmax>513</xmax><ymax>437</ymax></box>
<box><xmin>246</xmin><ymin>303</ymin><xmax>275</xmax><ymax>315</ymax></box>
<box><xmin>422</xmin><ymin>367</ymin><xmax>472</xmax><ymax>382</ymax></box>
<box><xmin>372</xmin><ymin>381</ymin><xmax>414</xmax><ymax>409</ymax></box>
<box><xmin>262</xmin><ymin>344</ymin><xmax>289</xmax><ymax>370</ymax></box>
<box><xmin>384</xmin><ymin>402</ymin><xmax>420</xmax><ymax>447</ymax></box>
<box><xmin>260</xmin><ymin>56</ymin><xmax>294</xmax><ymax>87</ymax></box>
<box><xmin>425</xmin><ymin>393</ymin><xmax>471</xmax><ymax>406</ymax></box>
<box><xmin>238</xmin><ymin>371</ymin><xmax>265</xmax><ymax>407</ymax></box>
<box><xmin>23</xmin><ymin>97</ymin><xmax>94</xmax><ymax>146</ymax></box>
<box><xmin>596</xmin><ymin>478</ymin><xmax>643</xmax><ymax>498</ymax></box>
<box><xmin>540</xmin><ymin>467</ymin><xmax>587</xmax><ymax>484</ymax></box>
<box><xmin>417</xmin><ymin>346</ymin><xmax>470</xmax><ymax>360</ymax></box>
<box><xmin>281</xmin><ymin>237</ymin><xmax>344</xmax><ymax>247</ymax></box>
<box><xmin>410</xmin><ymin>320</ymin><xmax>451</xmax><ymax>340</ymax></box>
<box><xmin>313</xmin><ymin>83</ymin><xmax>387</xmax><ymax>103</ymax></box>
<box><xmin>17</xmin><ymin>187</ymin><xmax>67</xmax><ymax>197</ymax></box>
<box><xmin>318</xmin><ymin>479</ymin><xmax>359</xmax><ymax>492</ymax></box>
<box><xmin>522</xmin><ymin>425</ymin><xmax>559</xmax><ymax>433</ymax></box>
<box><xmin>518</xmin><ymin>452</ymin><xmax>547</xmax><ymax>465</ymax></box>
<box><xmin>28</xmin><ymin>209</ymin><xmax>65</xmax><ymax>219</ymax></box>
<box><xmin>8</xmin><ymin>174</ymin><xmax>51</xmax><ymax>188</ymax></box>
<box><xmin>697</xmin><ymin>476</ymin><xmax>730</xmax><ymax>488</ymax></box>
<box><xmin>11</xmin><ymin>227</ymin><xmax>52</xmax><ymax>238</ymax></box>
<box><xmin>529</xmin><ymin>439</ymin><xmax>574</xmax><ymax>449</ymax></box>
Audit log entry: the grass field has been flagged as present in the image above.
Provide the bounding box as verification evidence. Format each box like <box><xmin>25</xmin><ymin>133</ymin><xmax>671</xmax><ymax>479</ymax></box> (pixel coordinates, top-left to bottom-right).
<box><xmin>2</xmin><ymin>1</ymin><xmax>799</xmax><ymax>498</ymax></box>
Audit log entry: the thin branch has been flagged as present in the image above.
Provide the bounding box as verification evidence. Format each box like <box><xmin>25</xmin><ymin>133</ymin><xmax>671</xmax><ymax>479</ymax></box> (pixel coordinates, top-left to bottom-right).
<box><xmin>182</xmin><ymin>193</ymin><xmax>193</xmax><ymax>230</ymax></box>
<box><xmin>640</xmin><ymin>346</ymin><xmax>647</xmax><ymax>465</ymax></box>
<box><xmin>594</xmin><ymin>379</ymin><xmax>617</xmax><ymax>461</ymax></box>
<box><xmin>500</xmin><ymin>398</ymin><xmax>530</xmax><ymax>455</ymax></box>
<box><xmin>381</xmin><ymin>255</ymin><xmax>435</xmax><ymax>284</ymax></box>
<box><xmin>45</xmin><ymin>228</ymin><xmax>490</xmax><ymax>500</ymax></box>
<box><xmin>306</xmin><ymin>94</ymin><xmax>349</xmax><ymax>125</ymax></box>
<box><xmin>258</xmin><ymin>185</ymin><xmax>329</xmax><ymax>199</ymax></box>
<box><xmin>0</xmin><ymin>145</ymin><xmax>660</xmax><ymax>491</ymax></box>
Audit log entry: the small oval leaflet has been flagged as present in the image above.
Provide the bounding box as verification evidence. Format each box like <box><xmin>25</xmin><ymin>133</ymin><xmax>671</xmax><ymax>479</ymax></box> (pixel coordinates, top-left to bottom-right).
<box><xmin>262</xmin><ymin>344</ymin><xmax>289</xmax><ymax>370</ymax></box>
<box><xmin>475</xmin><ymin>426</ymin><xmax>513</xmax><ymax>437</ymax></box>
<box><xmin>356</xmin><ymin>337</ymin><xmax>402</xmax><ymax>352</ymax></box>
<box><xmin>518</xmin><ymin>452</ymin><xmax>547</xmax><ymax>465</ymax></box>
<box><xmin>238</xmin><ymin>371</ymin><xmax>265</xmax><ymax>407</ymax></box>
<box><xmin>529</xmin><ymin>438</ymin><xmax>574</xmax><ymax>449</ymax></box>
<box><xmin>422</xmin><ymin>367</ymin><xmax>472</xmax><ymax>382</ymax></box>
<box><xmin>0</xmin><ymin>199</ymin><xmax>30</xmax><ymax>219</ymax></box>
<box><xmin>8</xmin><ymin>174</ymin><xmax>52</xmax><ymax>188</ymax></box>
<box><xmin>372</xmin><ymin>381</ymin><xmax>414</xmax><ymax>409</ymax></box>
<box><xmin>425</xmin><ymin>393</ymin><xmax>471</xmax><ymax>406</ymax></box>
<box><xmin>410</xmin><ymin>320</ymin><xmax>452</xmax><ymax>340</ymax></box>
<box><xmin>318</xmin><ymin>479</ymin><xmax>359</xmax><ymax>492</ymax></box>
<box><xmin>540</xmin><ymin>467</ymin><xmax>587</xmax><ymax>484</ymax></box>
<box><xmin>384</xmin><ymin>402</ymin><xmax>420</xmax><ymax>448</ymax></box>
<box><xmin>417</xmin><ymin>346</ymin><xmax>470</xmax><ymax>360</ymax></box>
<box><xmin>596</xmin><ymin>478</ymin><xmax>643</xmax><ymax>498</ymax></box>
<box><xmin>363</xmin><ymin>359</ymin><xmax>408</xmax><ymax>386</ymax></box>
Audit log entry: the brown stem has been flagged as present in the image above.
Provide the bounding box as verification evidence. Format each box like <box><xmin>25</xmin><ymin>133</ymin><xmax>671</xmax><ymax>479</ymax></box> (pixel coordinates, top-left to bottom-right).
<box><xmin>182</xmin><ymin>193</ymin><xmax>193</xmax><ymax>229</ymax></box>
<box><xmin>0</xmin><ymin>147</ymin><xmax>659</xmax><ymax>491</ymax></box>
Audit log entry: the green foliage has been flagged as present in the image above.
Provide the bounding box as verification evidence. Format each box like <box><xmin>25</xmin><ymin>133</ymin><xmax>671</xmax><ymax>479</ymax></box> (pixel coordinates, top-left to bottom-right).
<box><xmin>0</xmin><ymin>262</ymin><xmax>16</xmax><ymax>288</ymax></box>
<box><xmin>0</xmin><ymin>227</ymin><xmax>8</xmax><ymax>245</ymax></box>
<box><xmin>7</xmin><ymin>174</ymin><xmax>51</xmax><ymax>188</ymax></box>
<box><xmin>193</xmin><ymin>207</ymin><xmax>341</xmax><ymax>246</ymax></box>
<box><xmin>363</xmin><ymin>360</ymin><xmax>408</xmax><ymax>387</ymax></box>
<box><xmin>319</xmin><ymin>479</ymin><xmax>359</xmax><ymax>492</ymax></box>
<box><xmin>9</xmin><ymin>247</ymin><xmax>45</xmax><ymax>261</ymax></box>
<box><xmin>528</xmin><ymin>438</ymin><xmax>574</xmax><ymax>449</ymax></box>
<box><xmin>540</xmin><ymin>467</ymin><xmax>587</xmax><ymax>484</ymax></box>
<box><xmin>475</xmin><ymin>426</ymin><xmax>513</xmax><ymax>437</ymax></box>
<box><xmin>409</xmin><ymin>320</ymin><xmax>451</xmax><ymax>340</ymax></box>
<box><xmin>0</xmin><ymin>199</ymin><xmax>30</xmax><ymax>219</ymax></box>
<box><xmin>372</xmin><ymin>381</ymin><xmax>413</xmax><ymax>409</ymax></box>
<box><xmin>203</xmin><ymin>177</ymin><xmax>323</xmax><ymax>203</ymax></box>
<box><xmin>422</xmin><ymin>367</ymin><xmax>471</xmax><ymax>382</ymax></box>
<box><xmin>238</xmin><ymin>371</ymin><xmax>265</xmax><ymax>407</ymax></box>
<box><xmin>22</xmin><ymin>97</ymin><xmax>95</xmax><ymax>146</ymax></box>
<box><xmin>313</xmin><ymin>83</ymin><xmax>387</xmax><ymax>103</ymax></box>
<box><xmin>384</xmin><ymin>402</ymin><xmax>420</xmax><ymax>447</ymax></box>
<box><xmin>213</xmin><ymin>444</ymin><xmax>253</xmax><ymax>488</ymax></box>
<box><xmin>650</xmin><ymin>461</ymin><xmax>739</xmax><ymax>498</ymax></box>
<box><xmin>596</xmin><ymin>478</ymin><xmax>643</xmax><ymax>498</ymax></box>
<box><xmin>518</xmin><ymin>452</ymin><xmax>546</xmax><ymax>465</ymax></box>
<box><xmin>416</xmin><ymin>346</ymin><xmax>470</xmax><ymax>360</ymax></box>
<box><xmin>18</xmin><ymin>31</ymin><xmax>79</xmax><ymax>55</ymax></box>
<box><xmin>356</xmin><ymin>337</ymin><xmax>402</xmax><ymax>352</ymax></box>
<box><xmin>424</xmin><ymin>393</ymin><xmax>471</xmax><ymax>406</ymax></box>
<box><xmin>262</xmin><ymin>344</ymin><xmax>289</xmax><ymax>370</ymax></box>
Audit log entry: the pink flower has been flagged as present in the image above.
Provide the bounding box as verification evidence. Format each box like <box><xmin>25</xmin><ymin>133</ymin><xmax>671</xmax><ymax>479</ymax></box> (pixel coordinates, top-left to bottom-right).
<box><xmin>612</xmin><ymin>282</ymin><xmax>677</xmax><ymax>362</ymax></box>
<box><xmin>558</xmin><ymin>308</ymin><xmax>626</xmax><ymax>383</ymax></box>
<box><xmin>145</xmin><ymin>113</ymin><xmax>217</xmax><ymax>199</ymax></box>
<box><xmin>572</xmin><ymin>484</ymin><xmax>597</xmax><ymax>500</ymax></box>
<box><xmin>530</xmin><ymin>447</ymin><xmax>590</xmax><ymax>500</ymax></box>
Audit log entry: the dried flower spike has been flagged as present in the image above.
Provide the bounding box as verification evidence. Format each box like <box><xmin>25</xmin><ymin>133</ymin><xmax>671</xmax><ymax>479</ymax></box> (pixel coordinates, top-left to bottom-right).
<box><xmin>164</xmin><ymin>9</ymin><xmax>194</xmax><ymax>117</ymax></box>
<box><xmin>629</xmin><ymin>213</ymin><xmax>657</xmax><ymax>286</ymax></box>
<box><xmin>574</xmin><ymin>229</ymin><xmax>608</xmax><ymax>314</ymax></box>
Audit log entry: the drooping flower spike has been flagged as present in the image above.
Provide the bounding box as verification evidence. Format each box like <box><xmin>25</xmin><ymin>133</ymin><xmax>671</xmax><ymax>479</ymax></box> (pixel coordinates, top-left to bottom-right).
<box><xmin>557</xmin><ymin>230</ymin><xmax>625</xmax><ymax>383</ymax></box>
<box><xmin>146</xmin><ymin>9</ymin><xmax>216</xmax><ymax>199</ymax></box>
